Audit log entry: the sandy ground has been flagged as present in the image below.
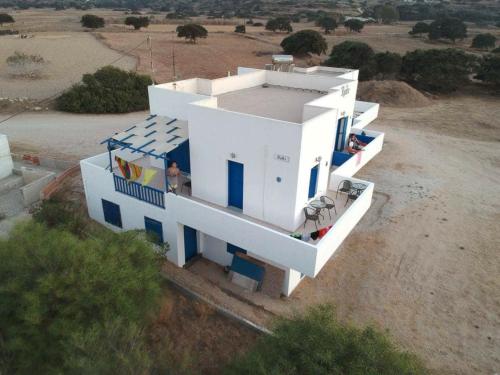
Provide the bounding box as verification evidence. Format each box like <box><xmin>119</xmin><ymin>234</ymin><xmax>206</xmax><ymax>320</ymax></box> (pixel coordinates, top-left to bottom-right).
<box><xmin>0</xmin><ymin>32</ymin><xmax>136</xmax><ymax>99</ymax></box>
<box><xmin>2</xmin><ymin>94</ymin><xmax>499</xmax><ymax>374</ymax></box>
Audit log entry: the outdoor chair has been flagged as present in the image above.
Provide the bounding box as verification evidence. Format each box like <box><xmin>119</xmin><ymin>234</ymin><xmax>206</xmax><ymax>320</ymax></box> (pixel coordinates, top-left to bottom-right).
<box><xmin>303</xmin><ymin>207</ymin><xmax>320</xmax><ymax>230</ymax></box>
<box><xmin>345</xmin><ymin>189</ymin><xmax>359</xmax><ymax>207</ymax></box>
<box><xmin>320</xmin><ymin>195</ymin><xmax>337</xmax><ymax>219</ymax></box>
<box><xmin>336</xmin><ymin>180</ymin><xmax>352</xmax><ymax>199</ymax></box>
<box><xmin>181</xmin><ymin>180</ymin><xmax>191</xmax><ymax>194</ymax></box>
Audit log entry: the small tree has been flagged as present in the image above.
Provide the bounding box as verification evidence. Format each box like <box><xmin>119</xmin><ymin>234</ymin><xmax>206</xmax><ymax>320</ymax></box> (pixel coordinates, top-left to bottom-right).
<box><xmin>375</xmin><ymin>4</ymin><xmax>399</xmax><ymax>24</ymax></box>
<box><xmin>176</xmin><ymin>23</ymin><xmax>208</xmax><ymax>43</ymax></box>
<box><xmin>265</xmin><ymin>17</ymin><xmax>293</xmax><ymax>33</ymax></box>
<box><xmin>475</xmin><ymin>54</ymin><xmax>500</xmax><ymax>88</ymax></box>
<box><xmin>344</xmin><ymin>19</ymin><xmax>364</xmax><ymax>32</ymax></box>
<box><xmin>401</xmin><ymin>48</ymin><xmax>477</xmax><ymax>92</ymax></box>
<box><xmin>124</xmin><ymin>16</ymin><xmax>150</xmax><ymax>30</ymax></box>
<box><xmin>409</xmin><ymin>21</ymin><xmax>430</xmax><ymax>36</ymax></box>
<box><xmin>316</xmin><ymin>16</ymin><xmax>337</xmax><ymax>34</ymax></box>
<box><xmin>6</xmin><ymin>51</ymin><xmax>47</xmax><ymax>78</ymax></box>
<box><xmin>224</xmin><ymin>305</ymin><xmax>428</xmax><ymax>375</ymax></box>
<box><xmin>429</xmin><ymin>17</ymin><xmax>467</xmax><ymax>43</ymax></box>
<box><xmin>235</xmin><ymin>24</ymin><xmax>246</xmax><ymax>33</ymax></box>
<box><xmin>280</xmin><ymin>30</ymin><xmax>327</xmax><ymax>56</ymax></box>
<box><xmin>0</xmin><ymin>13</ymin><xmax>14</xmax><ymax>26</ymax></box>
<box><xmin>325</xmin><ymin>41</ymin><xmax>376</xmax><ymax>80</ymax></box>
<box><xmin>471</xmin><ymin>33</ymin><xmax>497</xmax><ymax>50</ymax></box>
<box><xmin>374</xmin><ymin>51</ymin><xmax>402</xmax><ymax>79</ymax></box>
<box><xmin>81</xmin><ymin>14</ymin><xmax>105</xmax><ymax>29</ymax></box>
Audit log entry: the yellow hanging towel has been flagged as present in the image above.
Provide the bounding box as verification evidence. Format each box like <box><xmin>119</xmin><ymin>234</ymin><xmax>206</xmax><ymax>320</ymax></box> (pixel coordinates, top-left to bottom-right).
<box><xmin>129</xmin><ymin>162</ymin><xmax>143</xmax><ymax>182</ymax></box>
<box><xmin>142</xmin><ymin>168</ymin><xmax>157</xmax><ymax>186</ymax></box>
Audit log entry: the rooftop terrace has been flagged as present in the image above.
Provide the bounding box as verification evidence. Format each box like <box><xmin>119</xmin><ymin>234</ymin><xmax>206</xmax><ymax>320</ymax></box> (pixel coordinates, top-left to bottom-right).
<box><xmin>216</xmin><ymin>85</ymin><xmax>324</xmax><ymax>123</ymax></box>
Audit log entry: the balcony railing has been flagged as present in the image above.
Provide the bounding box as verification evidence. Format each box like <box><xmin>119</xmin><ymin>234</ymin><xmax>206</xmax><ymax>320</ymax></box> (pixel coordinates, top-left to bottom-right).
<box><xmin>113</xmin><ymin>174</ymin><xmax>165</xmax><ymax>208</ymax></box>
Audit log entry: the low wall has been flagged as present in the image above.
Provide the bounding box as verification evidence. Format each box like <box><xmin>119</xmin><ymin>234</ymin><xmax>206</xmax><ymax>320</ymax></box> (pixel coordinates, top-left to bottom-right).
<box><xmin>21</xmin><ymin>171</ymin><xmax>56</xmax><ymax>207</ymax></box>
<box><xmin>352</xmin><ymin>101</ymin><xmax>379</xmax><ymax>129</ymax></box>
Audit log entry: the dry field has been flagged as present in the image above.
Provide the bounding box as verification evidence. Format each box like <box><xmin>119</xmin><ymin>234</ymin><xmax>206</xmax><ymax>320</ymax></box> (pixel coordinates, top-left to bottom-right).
<box><xmin>0</xmin><ymin>32</ymin><xmax>135</xmax><ymax>99</ymax></box>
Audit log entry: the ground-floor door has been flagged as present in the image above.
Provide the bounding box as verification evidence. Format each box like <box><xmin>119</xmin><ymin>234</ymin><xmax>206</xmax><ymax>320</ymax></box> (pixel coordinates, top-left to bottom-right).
<box><xmin>184</xmin><ymin>225</ymin><xmax>198</xmax><ymax>262</ymax></box>
<box><xmin>144</xmin><ymin>217</ymin><xmax>163</xmax><ymax>244</ymax></box>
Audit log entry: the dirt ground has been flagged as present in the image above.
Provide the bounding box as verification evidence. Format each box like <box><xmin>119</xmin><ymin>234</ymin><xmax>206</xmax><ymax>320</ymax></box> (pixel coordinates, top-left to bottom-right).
<box><xmin>151</xmin><ymin>282</ymin><xmax>260</xmax><ymax>374</ymax></box>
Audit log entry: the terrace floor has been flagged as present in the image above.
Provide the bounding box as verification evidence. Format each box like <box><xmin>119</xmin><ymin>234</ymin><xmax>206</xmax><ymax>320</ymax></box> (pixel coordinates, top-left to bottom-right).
<box><xmin>216</xmin><ymin>85</ymin><xmax>322</xmax><ymax>123</ymax></box>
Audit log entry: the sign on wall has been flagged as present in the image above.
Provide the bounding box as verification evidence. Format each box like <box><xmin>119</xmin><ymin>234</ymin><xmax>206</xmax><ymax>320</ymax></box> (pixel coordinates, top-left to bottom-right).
<box><xmin>274</xmin><ymin>154</ymin><xmax>290</xmax><ymax>163</ymax></box>
<box><xmin>341</xmin><ymin>85</ymin><xmax>350</xmax><ymax>97</ymax></box>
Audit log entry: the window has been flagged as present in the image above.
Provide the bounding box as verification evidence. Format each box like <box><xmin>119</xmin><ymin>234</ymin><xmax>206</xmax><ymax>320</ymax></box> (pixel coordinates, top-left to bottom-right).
<box><xmin>102</xmin><ymin>199</ymin><xmax>122</xmax><ymax>228</ymax></box>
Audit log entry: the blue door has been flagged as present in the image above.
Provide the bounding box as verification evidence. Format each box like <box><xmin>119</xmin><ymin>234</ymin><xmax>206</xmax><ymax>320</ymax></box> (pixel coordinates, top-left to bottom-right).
<box><xmin>308</xmin><ymin>164</ymin><xmax>319</xmax><ymax>199</ymax></box>
<box><xmin>144</xmin><ymin>217</ymin><xmax>163</xmax><ymax>244</ymax></box>
<box><xmin>102</xmin><ymin>199</ymin><xmax>122</xmax><ymax>228</ymax></box>
<box><xmin>228</xmin><ymin>161</ymin><xmax>244</xmax><ymax>209</ymax></box>
<box><xmin>184</xmin><ymin>225</ymin><xmax>198</xmax><ymax>262</ymax></box>
<box><xmin>334</xmin><ymin>117</ymin><xmax>349</xmax><ymax>151</ymax></box>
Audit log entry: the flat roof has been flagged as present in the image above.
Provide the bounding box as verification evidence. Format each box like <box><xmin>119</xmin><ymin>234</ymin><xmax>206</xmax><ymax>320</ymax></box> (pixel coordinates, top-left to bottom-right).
<box><xmin>216</xmin><ymin>85</ymin><xmax>323</xmax><ymax>123</ymax></box>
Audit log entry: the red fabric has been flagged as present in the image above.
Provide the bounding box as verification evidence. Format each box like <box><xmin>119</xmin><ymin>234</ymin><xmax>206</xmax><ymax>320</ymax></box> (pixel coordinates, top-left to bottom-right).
<box><xmin>318</xmin><ymin>225</ymin><xmax>333</xmax><ymax>239</ymax></box>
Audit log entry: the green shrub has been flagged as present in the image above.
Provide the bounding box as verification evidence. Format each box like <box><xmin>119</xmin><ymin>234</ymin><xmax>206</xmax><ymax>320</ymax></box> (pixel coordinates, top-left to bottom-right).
<box><xmin>401</xmin><ymin>48</ymin><xmax>477</xmax><ymax>92</ymax></box>
<box><xmin>266</xmin><ymin>17</ymin><xmax>293</xmax><ymax>33</ymax></box>
<box><xmin>0</xmin><ymin>221</ymin><xmax>161</xmax><ymax>374</ymax></box>
<box><xmin>409</xmin><ymin>21</ymin><xmax>430</xmax><ymax>36</ymax></box>
<box><xmin>224</xmin><ymin>305</ymin><xmax>428</xmax><ymax>375</ymax></box>
<box><xmin>81</xmin><ymin>14</ymin><xmax>105</xmax><ymax>28</ymax></box>
<box><xmin>235</xmin><ymin>24</ymin><xmax>246</xmax><ymax>33</ymax></box>
<box><xmin>428</xmin><ymin>17</ymin><xmax>467</xmax><ymax>42</ymax></box>
<box><xmin>316</xmin><ymin>15</ymin><xmax>337</xmax><ymax>34</ymax></box>
<box><xmin>56</xmin><ymin>66</ymin><xmax>152</xmax><ymax>113</ymax></box>
<box><xmin>281</xmin><ymin>30</ymin><xmax>327</xmax><ymax>56</ymax></box>
<box><xmin>125</xmin><ymin>16</ymin><xmax>149</xmax><ymax>30</ymax></box>
<box><xmin>325</xmin><ymin>41</ymin><xmax>376</xmax><ymax>80</ymax></box>
<box><xmin>475</xmin><ymin>54</ymin><xmax>500</xmax><ymax>88</ymax></box>
<box><xmin>344</xmin><ymin>18</ymin><xmax>364</xmax><ymax>32</ymax></box>
<box><xmin>0</xmin><ymin>13</ymin><xmax>14</xmax><ymax>25</ymax></box>
<box><xmin>471</xmin><ymin>33</ymin><xmax>497</xmax><ymax>50</ymax></box>
<box><xmin>374</xmin><ymin>51</ymin><xmax>402</xmax><ymax>79</ymax></box>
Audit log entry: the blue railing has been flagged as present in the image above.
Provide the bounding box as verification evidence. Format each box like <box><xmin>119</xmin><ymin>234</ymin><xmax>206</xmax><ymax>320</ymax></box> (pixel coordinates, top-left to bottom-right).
<box><xmin>113</xmin><ymin>174</ymin><xmax>165</xmax><ymax>208</ymax></box>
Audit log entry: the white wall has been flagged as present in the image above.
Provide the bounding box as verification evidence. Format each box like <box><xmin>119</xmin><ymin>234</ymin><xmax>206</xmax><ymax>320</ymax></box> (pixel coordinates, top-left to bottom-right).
<box><xmin>188</xmin><ymin>102</ymin><xmax>303</xmax><ymax>231</ymax></box>
<box><xmin>0</xmin><ymin>134</ymin><xmax>13</xmax><ymax>180</ymax></box>
<box><xmin>148</xmin><ymin>85</ymin><xmax>209</xmax><ymax>120</ymax></box>
<box><xmin>201</xmin><ymin>233</ymin><xmax>234</xmax><ymax>266</ymax></box>
<box><xmin>210</xmin><ymin>71</ymin><xmax>266</xmax><ymax>95</ymax></box>
<box><xmin>352</xmin><ymin>101</ymin><xmax>380</xmax><ymax>129</ymax></box>
<box><xmin>283</xmin><ymin>268</ymin><xmax>303</xmax><ymax>296</ymax></box>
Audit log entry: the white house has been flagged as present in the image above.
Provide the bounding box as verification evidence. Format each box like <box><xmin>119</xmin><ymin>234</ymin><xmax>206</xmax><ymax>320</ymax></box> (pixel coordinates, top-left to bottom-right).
<box><xmin>81</xmin><ymin>61</ymin><xmax>384</xmax><ymax>297</ymax></box>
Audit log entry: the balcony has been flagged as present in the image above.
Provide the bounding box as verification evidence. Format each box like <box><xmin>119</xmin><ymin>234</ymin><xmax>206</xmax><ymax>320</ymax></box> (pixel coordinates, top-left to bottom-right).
<box><xmin>113</xmin><ymin>174</ymin><xmax>165</xmax><ymax>208</ymax></box>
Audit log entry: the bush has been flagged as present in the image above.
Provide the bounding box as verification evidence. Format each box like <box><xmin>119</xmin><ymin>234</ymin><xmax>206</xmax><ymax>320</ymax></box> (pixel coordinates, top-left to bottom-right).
<box><xmin>316</xmin><ymin>16</ymin><xmax>337</xmax><ymax>34</ymax></box>
<box><xmin>0</xmin><ymin>13</ymin><xmax>14</xmax><ymax>25</ymax></box>
<box><xmin>401</xmin><ymin>48</ymin><xmax>477</xmax><ymax>92</ymax></box>
<box><xmin>325</xmin><ymin>41</ymin><xmax>376</xmax><ymax>80</ymax></box>
<box><xmin>409</xmin><ymin>21</ymin><xmax>430</xmax><ymax>36</ymax></box>
<box><xmin>224</xmin><ymin>305</ymin><xmax>428</xmax><ymax>375</ymax></box>
<box><xmin>235</xmin><ymin>24</ymin><xmax>246</xmax><ymax>33</ymax></box>
<box><xmin>344</xmin><ymin>18</ymin><xmax>364</xmax><ymax>32</ymax></box>
<box><xmin>81</xmin><ymin>14</ymin><xmax>105</xmax><ymax>28</ymax></box>
<box><xmin>374</xmin><ymin>51</ymin><xmax>402</xmax><ymax>79</ymax></box>
<box><xmin>176</xmin><ymin>23</ymin><xmax>208</xmax><ymax>43</ymax></box>
<box><xmin>374</xmin><ymin>4</ymin><xmax>399</xmax><ymax>24</ymax></box>
<box><xmin>266</xmin><ymin>17</ymin><xmax>293</xmax><ymax>33</ymax></box>
<box><xmin>471</xmin><ymin>33</ymin><xmax>497</xmax><ymax>50</ymax></box>
<box><xmin>125</xmin><ymin>16</ymin><xmax>149</xmax><ymax>30</ymax></box>
<box><xmin>57</xmin><ymin>66</ymin><xmax>152</xmax><ymax>113</ymax></box>
<box><xmin>280</xmin><ymin>30</ymin><xmax>327</xmax><ymax>56</ymax></box>
<box><xmin>0</xmin><ymin>221</ymin><xmax>161</xmax><ymax>374</ymax></box>
<box><xmin>429</xmin><ymin>17</ymin><xmax>467</xmax><ymax>43</ymax></box>
<box><xmin>253</xmin><ymin>22</ymin><xmax>263</xmax><ymax>27</ymax></box>
<box><xmin>6</xmin><ymin>51</ymin><xmax>47</xmax><ymax>78</ymax></box>
<box><xmin>475</xmin><ymin>54</ymin><xmax>500</xmax><ymax>88</ymax></box>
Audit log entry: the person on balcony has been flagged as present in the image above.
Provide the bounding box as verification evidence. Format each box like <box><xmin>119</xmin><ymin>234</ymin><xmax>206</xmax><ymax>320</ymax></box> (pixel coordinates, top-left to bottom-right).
<box><xmin>167</xmin><ymin>161</ymin><xmax>180</xmax><ymax>193</ymax></box>
<box><xmin>346</xmin><ymin>134</ymin><xmax>367</xmax><ymax>154</ymax></box>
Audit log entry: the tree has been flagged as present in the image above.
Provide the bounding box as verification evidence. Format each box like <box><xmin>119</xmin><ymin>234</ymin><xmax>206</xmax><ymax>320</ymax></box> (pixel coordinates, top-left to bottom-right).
<box><xmin>235</xmin><ymin>24</ymin><xmax>246</xmax><ymax>33</ymax></box>
<box><xmin>265</xmin><ymin>17</ymin><xmax>293</xmax><ymax>33</ymax></box>
<box><xmin>471</xmin><ymin>33</ymin><xmax>497</xmax><ymax>50</ymax></box>
<box><xmin>374</xmin><ymin>51</ymin><xmax>402</xmax><ymax>79</ymax></box>
<box><xmin>316</xmin><ymin>16</ymin><xmax>337</xmax><ymax>34</ymax></box>
<box><xmin>80</xmin><ymin>14</ymin><xmax>105</xmax><ymax>29</ymax></box>
<box><xmin>224</xmin><ymin>305</ymin><xmax>428</xmax><ymax>375</ymax></box>
<box><xmin>124</xmin><ymin>16</ymin><xmax>150</xmax><ymax>30</ymax></box>
<box><xmin>344</xmin><ymin>18</ymin><xmax>365</xmax><ymax>32</ymax></box>
<box><xmin>325</xmin><ymin>41</ymin><xmax>376</xmax><ymax>80</ymax></box>
<box><xmin>401</xmin><ymin>48</ymin><xmax>477</xmax><ymax>92</ymax></box>
<box><xmin>0</xmin><ymin>221</ymin><xmax>161</xmax><ymax>374</ymax></box>
<box><xmin>409</xmin><ymin>21</ymin><xmax>430</xmax><ymax>36</ymax></box>
<box><xmin>428</xmin><ymin>17</ymin><xmax>467</xmax><ymax>43</ymax></box>
<box><xmin>57</xmin><ymin>66</ymin><xmax>153</xmax><ymax>113</ymax></box>
<box><xmin>280</xmin><ymin>30</ymin><xmax>327</xmax><ymax>56</ymax></box>
<box><xmin>375</xmin><ymin>4</ymin><xmax>399</xmax><ymax>24</ymax></box>
<box><xmin>0</xmin><ymin>13</ymin><xmax>14</xmax><ymax>26</ymax></box>
<box><xmin>176</xmin><ymin>23</ymin><xmax>208</xmax><ymax>43</ymax></box>
<box><xmin>475</xmin><ymin>54</ymin><xmax>500</xmax><ymax>88</ymax></box>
